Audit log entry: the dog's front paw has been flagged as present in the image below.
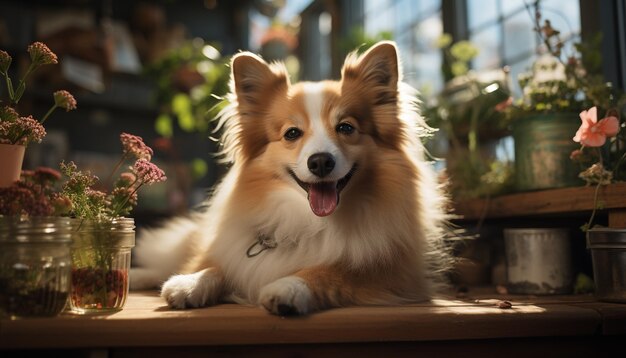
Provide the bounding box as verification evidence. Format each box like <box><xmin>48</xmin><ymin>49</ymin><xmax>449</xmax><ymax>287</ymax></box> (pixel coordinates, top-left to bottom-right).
<box><xmin>161</xmin><ymin>269</ymin><xmax>222</xmax><ymax>309</ymax></box>
<box><xmin>259</xmin><ymin>276</ymin><xmax>313</xmax><ymax>315</ymax></box>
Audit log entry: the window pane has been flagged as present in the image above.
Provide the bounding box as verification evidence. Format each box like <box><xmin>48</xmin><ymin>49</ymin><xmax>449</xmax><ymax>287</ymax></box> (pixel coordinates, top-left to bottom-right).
<box><xmin>396</xmin><ymin>0</ymin><xmax>418</xmax><ymax>29</ymax></box>
<box><xmin>471</xmin><ymin>24</ymin><xmax>502</xmax><ymax>70</ymax></box>
<box><xmin>501</xmin><ymin>0</ymin><xmax>527</xmax><ymax>17</ymax></box>
<box><xmin>503</xmin><ymin>10</ymin><xmax>535</xmax><ymax>62</ymax></box>
<box><xmin>468</xmin><ymin>0</ymin><xmax>498</xmax><ymax>30</ymax></box>
<box><xmin>417</xmin><ymin>0</ymin><xmax>440</xmax><ymax>14</ymax></box>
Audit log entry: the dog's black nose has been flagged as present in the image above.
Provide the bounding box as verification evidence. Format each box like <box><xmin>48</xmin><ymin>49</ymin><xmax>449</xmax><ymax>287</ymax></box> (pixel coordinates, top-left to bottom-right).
<box><xmin>308</xmin><ymin>152</ymin><xmax>335</xmax><ymax>178</ymax></box>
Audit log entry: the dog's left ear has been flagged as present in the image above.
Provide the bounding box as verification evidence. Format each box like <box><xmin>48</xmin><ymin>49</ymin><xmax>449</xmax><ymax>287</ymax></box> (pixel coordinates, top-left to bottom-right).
<box><xmin>341</xmin><ymin>41</ymin><xmax>399</xmax><ymax>103</ymax></box>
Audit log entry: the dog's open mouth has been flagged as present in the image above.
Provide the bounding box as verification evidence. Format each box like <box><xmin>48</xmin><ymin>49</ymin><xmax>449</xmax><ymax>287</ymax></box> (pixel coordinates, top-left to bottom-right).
<box><xmin>288</xmin><ymin>165</ymin><xmax>357</xmax><ymax>217</ymax></box>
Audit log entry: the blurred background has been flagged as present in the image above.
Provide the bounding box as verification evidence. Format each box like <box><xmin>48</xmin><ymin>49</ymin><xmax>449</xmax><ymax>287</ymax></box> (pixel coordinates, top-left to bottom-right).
<box><xmin>0</xmin><ymin>0</ymin><xmax>623</xmax><ymax>231</ymax></box>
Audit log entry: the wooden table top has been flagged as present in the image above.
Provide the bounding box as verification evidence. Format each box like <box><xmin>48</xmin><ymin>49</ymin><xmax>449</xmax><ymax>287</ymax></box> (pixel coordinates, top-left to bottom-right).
<box><xmin>1</xmin><ymin>289</ymin><xmax>624</xmax><ymax>350</ymax></box>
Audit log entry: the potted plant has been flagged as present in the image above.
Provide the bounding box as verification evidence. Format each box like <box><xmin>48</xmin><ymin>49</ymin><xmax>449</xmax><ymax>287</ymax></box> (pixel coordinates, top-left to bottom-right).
<box><xmin>0</xmin><ymin>133</ymin><xmax>166</xmax><ymax>316</ymax></box>
<box><xmin>0</xmin><ymin>168</ymin><xmax>73</xmax><ymax>318</ymax></box>
<box><xmin>508</xmin><ymin>8</ymin><xmax>624</xmax><ymax>191</ymax></box>
<box><xmin>0</xmin><ymin>42</ymin><xmax>76</xmax><ymax>187</ymax></box>
<box><xmin>61</xmin><ymin>133</ymin><xmax>166</xmax><ymax>314</ymax></box>
<box><xmin>424</xmin><ymin>35</ymin><xmax>513</xmax><ymax>199</ymax></box>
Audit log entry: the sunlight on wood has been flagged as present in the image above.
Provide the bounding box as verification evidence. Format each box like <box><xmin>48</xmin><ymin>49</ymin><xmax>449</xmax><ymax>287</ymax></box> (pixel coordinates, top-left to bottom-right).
<box><xmin>430</xmin><ymin>299</ymin><xmax>546</xmax><ymax>314</ymax></box>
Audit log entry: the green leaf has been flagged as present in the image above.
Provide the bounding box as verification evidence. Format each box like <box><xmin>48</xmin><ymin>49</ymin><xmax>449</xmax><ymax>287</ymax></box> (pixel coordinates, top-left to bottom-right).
<box><xmin>191</xmin><ymin>158</ymin><xmax>208</xmax><ymax>180</ymax></box>
<box><xmin>178</xmin><ymin>113</ymin><xmax>195</xmax><ymax>132</ymax></box>
<box><xmin>155</xmin><ymin>113</ymin><xmax>173</xmax><ymax>138</ymax></box>
<box><xmin>172</xmin><ymin>93</ymin><xmax>192</xmax><ymax>116</ymax></box>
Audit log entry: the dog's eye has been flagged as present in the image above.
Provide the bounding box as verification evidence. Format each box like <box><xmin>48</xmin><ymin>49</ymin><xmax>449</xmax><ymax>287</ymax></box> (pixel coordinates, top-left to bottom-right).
<box><xmin>336</xmin><ymin>122</ymin><xmax>355</xmax><ymax>135</ymax></box>
<box><xmin>284</xmin><ymin>127</ymin><xmax>303</xmax><ymax>141</ymax></box>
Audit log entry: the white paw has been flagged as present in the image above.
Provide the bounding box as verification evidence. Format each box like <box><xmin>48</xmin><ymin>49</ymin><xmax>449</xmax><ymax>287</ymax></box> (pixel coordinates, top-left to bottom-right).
<box><xmin>259</xmin><ymin>276</ymin><xmax>313</xmax><ymax>315</ymax></box>
<box><xmin>160</xmin><ymin>269</ymin><xmax>222</xmax><ymax>309</ymax></box>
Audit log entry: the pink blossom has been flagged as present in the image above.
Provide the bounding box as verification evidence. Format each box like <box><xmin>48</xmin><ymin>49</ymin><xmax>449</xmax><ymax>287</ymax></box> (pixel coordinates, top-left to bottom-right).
<box><xmin>120</xmin><ymin>132</ymin><xmax>153</xmax><ymax>160</ymax></box>
<box><xmin>0</xmin><ymin>50</ymin><xmax>11</xmax><ymax>73</ymax></box>
<box><xmin>53</xmin><ymin>90</ymin><xmax>77</xmax><ymax>111</ymax></box>
<box><xmin>573</xmin><ymin>107</ymin><xmax>620</xmax><ymax>147</ymax></box>
<box><xmin>495</xmin><ymin>96</ymin><xmax>513</xmax><ymax>112</ymax></box>
<box><xmin>27</xmin><ymin>42</ymin><xmax>58</xmax><ymax>66</ymax></box>
<box><xmin>569</xmin><ymin>149</ymin><xmax>583</xmax><ymax>161</ymax></box>
<box><xmin>132</xmin><ymin>159</ymin><xmax>166</xmax><ymax>185</ymax></box>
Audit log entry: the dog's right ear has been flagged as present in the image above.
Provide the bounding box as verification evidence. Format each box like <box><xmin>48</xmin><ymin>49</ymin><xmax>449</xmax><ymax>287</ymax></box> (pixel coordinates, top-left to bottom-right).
<box><xmin>231</xmin><ymin>53</ymin><xmax>289</xmax><ymax>108</ymax></box>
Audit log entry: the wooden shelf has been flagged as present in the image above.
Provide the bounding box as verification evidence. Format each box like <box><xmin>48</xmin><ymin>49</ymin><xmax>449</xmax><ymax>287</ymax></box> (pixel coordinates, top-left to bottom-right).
<box><xmin>1</xmin><ymin>290</ymin><xmax>625</xmax><ymax>355</ymax></box>
<box><xmin>454</xmin><ymin>182</ymin><xmax>626</xmax><ymax>227</ymax></box>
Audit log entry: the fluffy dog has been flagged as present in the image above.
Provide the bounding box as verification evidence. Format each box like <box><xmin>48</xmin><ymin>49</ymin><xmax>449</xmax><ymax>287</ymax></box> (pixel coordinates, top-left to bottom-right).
<box><xmin>130</xmin><ymin>41</ymin><xmax>450</xmax><ymax>315</ymax></box>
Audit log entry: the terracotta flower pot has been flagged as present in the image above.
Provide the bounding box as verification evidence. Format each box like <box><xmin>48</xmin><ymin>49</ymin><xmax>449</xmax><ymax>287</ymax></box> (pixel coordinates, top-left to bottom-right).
<box><xmin>0</xmin><ymin>143</ymin><xmax>26</xmax><ymax>187</ymax></box>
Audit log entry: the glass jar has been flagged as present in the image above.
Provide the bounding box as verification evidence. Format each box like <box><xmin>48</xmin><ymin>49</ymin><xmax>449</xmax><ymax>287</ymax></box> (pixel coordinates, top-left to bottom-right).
<box><xmin>0</xmin><ymin>216</ymin><xmax>72</xmax><ymax>318</ymax></box>
<box><xmin>69</xmin><ymin>218</ymin><xmax>135</xmax><ymax>314</ymax></box>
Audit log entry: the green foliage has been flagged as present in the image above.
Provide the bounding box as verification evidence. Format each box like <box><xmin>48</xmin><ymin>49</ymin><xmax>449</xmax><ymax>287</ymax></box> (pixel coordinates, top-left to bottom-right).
<box><xmin>143</xmin><ymin>40</ymin><xmax>231</xmax><ymax>136</ymax></box>
<box><xmin>339</xmin><ymin>27</ymin><xmax>393</xmax><ymax>56</ymax></box>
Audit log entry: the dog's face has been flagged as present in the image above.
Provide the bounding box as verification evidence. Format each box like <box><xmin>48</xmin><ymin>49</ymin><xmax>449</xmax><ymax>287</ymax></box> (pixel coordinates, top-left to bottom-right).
<box><xmin>230</xmin><ymin>42</ymin><xmax>403</xmax><ymax>217</ymax></box>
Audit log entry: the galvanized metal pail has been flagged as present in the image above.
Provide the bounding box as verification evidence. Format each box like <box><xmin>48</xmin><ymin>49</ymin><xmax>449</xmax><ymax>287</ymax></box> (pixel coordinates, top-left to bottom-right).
<box><xmin>512</xmin><ymin>113</ymin><xmax>582</xmax><ymax>191</ymax></box>
<box><xmin>587</xmin><ymin>228</ymin><xmax>626</xmax><ymax>303</ymax></box>
<box><xmin>504</xmin><ymin>228</ymin><xmax>573</xmax><ymax>294</ymax></box>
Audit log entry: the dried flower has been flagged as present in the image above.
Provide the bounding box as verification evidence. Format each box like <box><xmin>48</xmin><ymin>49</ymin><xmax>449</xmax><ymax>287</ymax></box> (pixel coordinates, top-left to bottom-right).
<box><xmin>0</xmin><ymin>50</ymin><xmax>11</xmax><ymax>74</ymax></box>
<box><xmin>120</xmin><ymin>132</ymin><xmax>153</xmax><ymax>160</ymax></box>
<box><xmin>573</xmin><ymin>107</ymin><xmax>619</xmax><ymax>147</ymax></box>
<box><xmin>27</xmin><ymin>42</ymin><xmax>58</xmax><ymax>66</ymax></box>
<box><xmin>579</xmin><ymin>163</ymin><xmax>613</xmax><ymax>186</ymax></box>
<box><xmin>0</xmin><ymin>106</ymin><xmax>18</xmax><ymax>121</ymax></box>
<box><xmin>53</xmin><ymin>90</ymin><xmax>77</xmax><ymax>112</ymax></box>
<box><xmin>0</xmin><ymin>167</ymin><xmax>64</xmax><ymax>216</ymax></box>
<box><xmin>1</xmin><ymin>43</ymin><xmax>70</xmax><ymax>146</ymax></box>
<box><xmin>34</xmin><ymin>167</ymin><xmax>62</xmax><ymax>182</ymax></box>
<box><xmin>18</xmin><ymin>116</ymin><xmax>46</xmax><ymax>144</ymax></box>
<box><xmin>1</xmin><ymin>116</ymin><xmax>47</xmax><ymax>144</ymax></box>
<box><xmin>132</xmin><ymin>159</ymin><xmax>166</xmax><ymax>185</ymax></box>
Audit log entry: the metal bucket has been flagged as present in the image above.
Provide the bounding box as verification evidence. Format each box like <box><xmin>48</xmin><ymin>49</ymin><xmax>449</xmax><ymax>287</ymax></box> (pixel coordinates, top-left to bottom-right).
<box><xmin>587</xmin><ymin>228</ymin><xmax>626</xmax><ymax>303</ymax></box>
<box><xmin>504</xmin><ymin>228</ymin><xmax>573</xmax><ymax>294</ymax></box>
<box><xmin>512</xmin><ymin>113</ymin><xmax>582</xmax><ymax>191</ymax></box>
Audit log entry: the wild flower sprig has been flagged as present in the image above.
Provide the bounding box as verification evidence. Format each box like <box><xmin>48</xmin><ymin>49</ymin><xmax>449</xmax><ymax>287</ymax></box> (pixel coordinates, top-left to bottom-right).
<box><xmin>132</xmin><ymin>159</ymin><xmax>166</xmax><ymax>185</ymax></box>
<box><xmin>120</xmin><ymin>132</ymin><xmax>153</xmax><ymax>160</ymax></box>
<box><xmin>0</xmin><ymin>43</ymin><xmax>77</xmax><ymax>145</ymax></box>
<box><xmin>106</xmin><ymin>133</ymin><xmax>153</xmax><ymax>186</ymax></box>
<box><xmin>0</xmin><ymin>167</ymin><xmax>70</xmax><ymax>216</ymax></box>
<box><xmin>61</xmin><ymin>133</ymin><xmax>166</xmax><ymax>222</ymax></box>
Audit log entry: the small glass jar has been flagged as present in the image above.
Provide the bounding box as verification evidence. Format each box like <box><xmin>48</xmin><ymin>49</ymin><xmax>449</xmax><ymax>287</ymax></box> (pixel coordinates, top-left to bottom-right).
<box><xmin>68</xmin><ymin>218</ymin><xmax>135</xmax><ymax>314</ymax></box>
<box><xmin>0</xmin><ymin>216</ymin><xmax>72</xmax><ymax>318</ymax></box>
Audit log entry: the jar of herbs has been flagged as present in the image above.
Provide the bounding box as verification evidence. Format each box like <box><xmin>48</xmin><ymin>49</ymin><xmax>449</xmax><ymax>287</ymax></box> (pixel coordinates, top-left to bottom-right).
<box><xmin>69</xmin><ymin>217</ymin><xmax>135</xmax><ymax>314</ymax></box>
<box><xmin>0</xmin><ymin>216</ymin><xmax>72</xmax><ymax>318</ymax></box>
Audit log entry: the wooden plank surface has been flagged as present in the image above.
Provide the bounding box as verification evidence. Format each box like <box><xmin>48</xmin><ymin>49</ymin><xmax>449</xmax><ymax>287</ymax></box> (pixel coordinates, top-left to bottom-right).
<box><xmin>454</xmin><ymin>182</ymin><xmax>626</xmax><ymax>220</ymax></box>
<box><xmin>0</xmin><ymin>290</ymin><xmax>616</xmax><ymax>350</ymax></box>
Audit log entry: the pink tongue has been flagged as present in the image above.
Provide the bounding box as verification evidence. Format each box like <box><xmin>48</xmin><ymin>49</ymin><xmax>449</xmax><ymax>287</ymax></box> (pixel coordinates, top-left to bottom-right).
<box><xmin>308</xmin><ymin>182</ymin><xmax>338</xmax><ymax>217</ymax></box>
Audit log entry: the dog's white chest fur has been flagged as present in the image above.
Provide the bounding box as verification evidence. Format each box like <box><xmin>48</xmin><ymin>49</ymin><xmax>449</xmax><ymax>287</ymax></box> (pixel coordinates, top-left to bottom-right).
<box><xmin>208</xmin><ymin>189</ymin><xmax>336</xmax><ymax>303</ymax></box>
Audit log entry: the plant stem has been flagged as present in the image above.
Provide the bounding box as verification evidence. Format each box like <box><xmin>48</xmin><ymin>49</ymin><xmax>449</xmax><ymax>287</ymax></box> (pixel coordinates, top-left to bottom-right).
<box><xmin>12</xmin><ymin>62</ymin><xmax>37</xmax><ymax>105</ymax></box>
<box><xmin>3</xmin><ymin>71</ymin><xmax>14</xmax><ymax>100</ymax></box>
<box><xmin>40</xmin><ymin>104</ymin><xmax>58</xmax><ymax>125</ymax></box>
<box><xmin>111</xmin><ymin>181</ymin><xmax>142</xmax><ymax>217</ymax></box>
<box><xmin>585</xmin><ymin>182</ymin><xmax>602</xmax><ymax>231</ymax></box>
<box><xmin>105</xmin><ymin>153</ymin><xmax>130</xmax><ymax>187</ymax></box>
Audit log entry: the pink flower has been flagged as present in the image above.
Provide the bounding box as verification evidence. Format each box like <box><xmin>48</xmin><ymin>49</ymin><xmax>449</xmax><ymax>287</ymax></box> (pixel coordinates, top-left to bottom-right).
<box><xmin>53</xmin><ymin>90</ymin><xmax>77</xmax><ymax>111</ymax></box>
<box><xmin>132</xmin><ymin>159</ymin><xmax>166</xmax><ymax>185</ymax></box>
<box><xmin>27</xmin><ymin>42</ymin><xmax>58</xmax><ymax>66</ymax></box>
<box><xmin>495</xmin><ymin>96</ymin><xmax>513</xmax><ymax>112</ymax></box>
<box><xmin>569</xmin><ymin>149</ymin><xmax>583</xmax><ymax>161</ymax></box>
<box><xmin>120</xmin><ymin>132</ymin><xmax>153</xmax><ymax>160</ymax></box>
<box><xmin>0</xmin><ymin>50</ymin><xmax>11</xmax><ymax>73</ymax></box>
<box><xmin>573</xmin><ymin>107</ymin><xmax>620</xmax><ymax>147</ymax></box>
